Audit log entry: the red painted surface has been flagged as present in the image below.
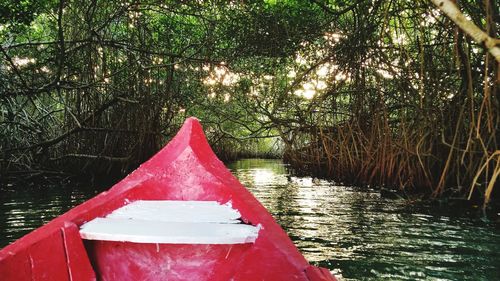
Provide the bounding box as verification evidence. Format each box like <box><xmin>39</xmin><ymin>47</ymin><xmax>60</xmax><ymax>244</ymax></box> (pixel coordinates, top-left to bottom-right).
<box><xmin>0</xmin><ymin>117</ymin><xmax>336</xmax><ymax>281</ymax></box>
<box><xmin>62</xmin><ymin>223</ymin><xmax>97</xmax><ymax>280</ymax></box>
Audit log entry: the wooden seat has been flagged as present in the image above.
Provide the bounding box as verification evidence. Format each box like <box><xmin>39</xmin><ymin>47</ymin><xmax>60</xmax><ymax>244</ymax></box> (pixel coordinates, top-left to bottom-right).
<box><xmin>79</xmin><ymin>200</ymin><xmax>259</xmax><ymax>244</ymax></box>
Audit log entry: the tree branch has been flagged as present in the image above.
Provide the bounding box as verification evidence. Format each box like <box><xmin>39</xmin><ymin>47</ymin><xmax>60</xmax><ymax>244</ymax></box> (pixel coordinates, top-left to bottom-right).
<box><xmin>430</xmin><ymin>0</ymin><xmax>500</xmax><ymax>62</ymax></box>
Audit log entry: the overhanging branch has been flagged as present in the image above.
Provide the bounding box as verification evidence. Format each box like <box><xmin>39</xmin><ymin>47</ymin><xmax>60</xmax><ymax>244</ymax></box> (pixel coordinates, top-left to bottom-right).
<box><xmin>430</xmin><ymin>0</ymin><xmax>500</xmax><ymax>62</ymax></box>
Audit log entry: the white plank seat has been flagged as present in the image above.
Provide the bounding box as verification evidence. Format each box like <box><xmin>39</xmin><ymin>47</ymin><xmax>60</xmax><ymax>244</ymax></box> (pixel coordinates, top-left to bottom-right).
<box><xmin>79</xmin><ymin>200</ymin><xmax>260</xmax><ymax>244</ymax></box>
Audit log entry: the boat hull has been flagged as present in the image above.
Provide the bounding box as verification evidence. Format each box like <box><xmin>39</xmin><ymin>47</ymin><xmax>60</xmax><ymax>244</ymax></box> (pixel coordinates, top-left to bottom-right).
<box><xmin>0</xmin><ymin>118</ymin><xmax>336</xmax><ymax>281</ymax></box>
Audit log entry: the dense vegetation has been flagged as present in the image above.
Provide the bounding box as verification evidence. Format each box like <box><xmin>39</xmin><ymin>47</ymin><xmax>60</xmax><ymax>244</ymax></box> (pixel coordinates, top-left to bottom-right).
<box><xmin>0</xmin><ymin>1</ymin><xmax>498</xmax><ymax>208</ymax></box>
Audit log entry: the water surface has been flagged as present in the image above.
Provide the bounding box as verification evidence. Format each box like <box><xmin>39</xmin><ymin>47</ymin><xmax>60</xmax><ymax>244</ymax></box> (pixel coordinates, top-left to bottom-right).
<box><xmin>1</xmin><ymin>159</ymin><xmax>500</xmax><ymax>280</ymax></box>
<box><xmin>0</xmin><ymin>184</ymin><xmax>103</xmax><ymax>244</ymax></box>
<box><xmin>227</xmin><ymin>159</ymin><xmax>500</xmax><ymax>281</ymax></box>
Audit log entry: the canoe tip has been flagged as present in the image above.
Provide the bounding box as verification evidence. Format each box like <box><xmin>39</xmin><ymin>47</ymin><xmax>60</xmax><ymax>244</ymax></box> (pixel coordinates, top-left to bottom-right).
<box><xmin>184</xmin><ymin>116</ymin><xmax>200</xmax><ymax>124</ymax></box>
<box><xmin>181</xmin><ymin>117</ymin><xmax>205</xmax><ymax>133</ymax></box>
<box><xmin>181</xmin><ymin>117</ymin><xmax>204</xmax><ymax>135</ymax></box>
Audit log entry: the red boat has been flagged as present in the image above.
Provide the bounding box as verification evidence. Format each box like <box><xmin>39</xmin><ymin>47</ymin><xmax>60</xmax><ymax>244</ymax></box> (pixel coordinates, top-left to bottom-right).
<box><xmin>0</xmin><ymin>117</ymin><xmax>336</xmax><ymax>281</ymax></box>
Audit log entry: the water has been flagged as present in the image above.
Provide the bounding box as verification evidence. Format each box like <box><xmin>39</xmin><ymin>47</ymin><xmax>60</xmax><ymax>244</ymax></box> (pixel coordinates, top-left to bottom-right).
<box><xmin>0</xmin><ymin>183</ymin><xmax>107</xmax><ymax>246</ymax></box>
<box><xmin>1</xmin><ymin>159</ymin><xmax>500</xmax><ymax>280</ymax></box>
<box><xmin>227</xmin><ymin>159</ymin><xmax>500</xmax><ymax>281</ymax></box>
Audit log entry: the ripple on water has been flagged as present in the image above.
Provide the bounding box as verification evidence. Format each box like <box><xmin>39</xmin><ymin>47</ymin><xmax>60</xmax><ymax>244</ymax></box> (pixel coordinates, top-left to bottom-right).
<box><xmin>229</xmin><ymin>159</ymin><xmax>500</xmax><ymax>281</ymax></box>
<box><xmin>0</xmin><ymin>185</ymin><xmax>101</xmax><ymax>247</ymax></box>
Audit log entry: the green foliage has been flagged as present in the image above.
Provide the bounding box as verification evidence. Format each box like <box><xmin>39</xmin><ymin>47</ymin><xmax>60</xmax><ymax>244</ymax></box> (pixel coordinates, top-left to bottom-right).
<box><xmin>0</xmin><ymin>0</ymin><xmax>53</xmax><ymax>27</ymax></box>
<box><xmin>0</xmin><ymin>0</ymin><xmax>498</xmax><ymax>204</ymax></box>
<box><xmin>217</xmin><ymin>1</ymin><xmax>327</xmax><ymax>57</ymax></box>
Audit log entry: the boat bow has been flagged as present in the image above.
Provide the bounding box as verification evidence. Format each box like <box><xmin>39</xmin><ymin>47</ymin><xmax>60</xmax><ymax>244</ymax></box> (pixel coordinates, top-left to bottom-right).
<box><xmin>0</xmin><ymin>117</ymin><xmax>336</xmax><ymax>281</ymax></box>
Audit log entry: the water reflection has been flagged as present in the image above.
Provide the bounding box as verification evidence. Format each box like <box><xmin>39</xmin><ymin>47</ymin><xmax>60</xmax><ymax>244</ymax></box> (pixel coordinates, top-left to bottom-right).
<box><xmin>228</xmin><ymin>159</ymin><xmax>500</xmax><ymax>281</ymax></box>
<box><xmin>0</xmin><ymin>185</ymin><xmax>103</xmax><ymax>246</ymax></box>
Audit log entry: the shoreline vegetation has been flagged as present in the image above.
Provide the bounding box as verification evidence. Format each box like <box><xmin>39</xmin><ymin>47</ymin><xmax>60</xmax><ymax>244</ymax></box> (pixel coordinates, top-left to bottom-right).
<box><xmin>1</xmin><ymin>1</ymin><xmax>498</xmax><ymax>211</ymax></box>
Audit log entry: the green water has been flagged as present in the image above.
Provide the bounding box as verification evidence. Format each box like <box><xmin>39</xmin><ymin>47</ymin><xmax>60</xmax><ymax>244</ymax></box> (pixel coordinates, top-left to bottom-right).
<box><xmin>1</xmin><ymin>158</ymin><xmax>500</xmax><ymax>280</ymax></box>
